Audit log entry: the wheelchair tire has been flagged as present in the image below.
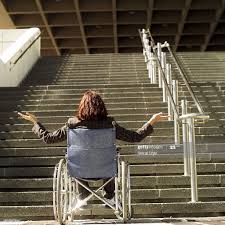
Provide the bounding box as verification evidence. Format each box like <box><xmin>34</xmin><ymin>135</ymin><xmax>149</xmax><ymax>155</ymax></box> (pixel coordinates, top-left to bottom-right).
<box><xmin>53</xmin><ymin>161</ymin><xmax>58</xmax><ymax>220</ymax></box>
<box><xmin>53</xmin><ymin>158</ymin><xmax>69</xmax><ymax>225</ymax></box>
<box><xmin>68</xmin><ymin>176</ymin><xmax>76</xmax><ymax>222</ymax></box>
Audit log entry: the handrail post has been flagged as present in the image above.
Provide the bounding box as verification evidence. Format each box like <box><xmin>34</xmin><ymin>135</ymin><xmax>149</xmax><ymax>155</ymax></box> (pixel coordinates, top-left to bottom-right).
<box><xmin>147</xmin><ymin>51</ymin><xmax>153</xmax><ymax>82</ymax></box>
<box><xmin>143</xmin><ymin>49</ymin><xmax>147</xmax><ymax>64</ymax></box>
<box><xmin>147</xmin><ymin>51</ymin><xmax>157</xmax><ymax>84</ymax></box>
<box><xmin>157</xmin><ymin>42</ymin><xmax>162</xmax><ymax>88</ymax></box>
<box><xmin>172</xmin><ymin>80</ymin><xmax>180</xmax><ymax>144</ymax></box>
<box><xmin>151</xmin><ymin>55</ymin><xmax>157</xmax><ymax>84</ymax></box>
<box><xmin>181</xmin><ymin>99</ymin><xmax>190</xmax><ymax>176</ymax></box>
<box><xmin>161</xmin><ymin>52</ymin><xmax>167</xmax><ymax>102</ymax></box>
<box><xmin>187</xmin><ymin>117</ymin><xmax>198</xmax><ymax>202</ymax></box>
<box><xmin>147</xmin><ymin>58</ymin><xmax>151</xmax><ymax>82</ymax></box>
<box><xmin>166</xmin><ymin>63</ymin><xmax>173</xmax><ymax>120</ymax></box>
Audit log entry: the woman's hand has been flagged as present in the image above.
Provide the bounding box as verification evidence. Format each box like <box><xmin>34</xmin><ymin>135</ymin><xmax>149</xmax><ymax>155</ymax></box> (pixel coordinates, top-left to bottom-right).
<box><xmin>18</xmin><ymin>112</ymin><xmax>38</xmax><ymax>124</ymax></box>
<box><xmin>148</xmin><ymin>112</ymin><xmax>169</xmax><ymax>126</ymax></box>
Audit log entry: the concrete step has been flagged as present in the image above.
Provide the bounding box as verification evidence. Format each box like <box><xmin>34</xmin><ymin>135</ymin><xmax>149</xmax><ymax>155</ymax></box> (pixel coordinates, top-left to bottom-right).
<box><xmin>1</xmin><ymin>142</ymin><xmax>225</xmax><ymax>157</ymax></box>
<box><xmin>0</xmin><ymin>205</ymin><xmax>53</xmax><ymax>219</ymax></box>
<box><xmin>23</xmin><ymin>80</ymin><xmax>153</xmax><ymax>86</ymax></box>
<box><xmin>130</xmin><ymin>163</ymin><xmax>225</xmax><ymax>175</ymax></box>
<box><xmin>1</xmin><ymin>91</ymin><xmax>224</xmax><ymax>104</ymax></box>
<box><xmin>1</xmin><ymin>174</ymin><xmax>225</xmax><ymax>190</ymax></box>
<box><xmin>1</xmin><ymin>97</ymin><xmax>223</xmax><ymax>113</ymax></box>
<box><xmin>0</xmin><ymin>127</ymin><xmax>174</xmax><ymax>139</ymax></box>
<box><xmin>1</xmin><ymin>110</ymin><xmax>224</xmax><ymax>125</ymax></box>
<box><xmin>0</xmin><ymin>83</ymin><xmax>160</xmax><ymax>94</ymax></box>
<box><xmin>0</xmin><ymin>191</ymin><xmax>52</xmax><ymax>204</ymax></box>
<box><xmin>0</xmin><ymin>82</ymin><xmax>222</xmax><ymax>94</ymax></box>
<box><xmin>1</xmin><ymin>101</ymin><xmax>166</xmax><ymax>111</ymax></box>
<box><xmin>0</xmin><ymin>114</ymin><xmax>155</xmax><ymax>124</ymax></box>
<box><xmin>132</xmin><ymin>201</ymin><xmax>225</xmax><ymax>217</ymax></box>
<box><xmin>131</xmin><ymin>187</ymin><xmax>225</xmax><ymax>202</ymax></box>
<box><xmin>0</xmin><ymin>163</ymin><xmax>225</xmax><ymax>178</ymax></box>
<box><xmin>0</xmin><ymin>178</ymin><xmax>52</xmax><ymax>189</ymax></box>
<box><xmin>0</xmin><ymin>91</ymin><xmax>223</xmax><ymax>107</ymax></box>
<box><xmin>1</xmin><ymin>201</ymin><xmax>225</xmax><ymax>219</ymax></box>
<box><xmin>26</xmin><ymin>73</ymin><xmax>148</xmax><ymax>78</ymax></box>
<box><xmin>0</xmin><ymin>107</ymin><xmax>168</xmax><ymax>117</ymax></box>
<box><xmin>1</xmin><ymin>132</ymin><xmax>225</xmax><ymax>147</ymax></box>
<box><xmin>2</xmin><ymin>126</ymin><xmax>224</xmax><ymax>139</ymax></box>
<box><xmin>0</xmin><ymin>135</ymin><xmax>176</xmax><ymax>147</ymax></box>
<box><xmin>0</xmin><ymin>173</ymin><xmax>221</xmax><ymax>189</ymax></box>
<box><xmin>131</xmin><ymin>175</ymin><xmax>225</xmax><ymax>188</ymax></box>
<box><xmin>1</xmin><ymin>52</ymin><xmax>225</xmax><ymax>219</ymax></box>
<box><xmin>1</xmin><ymin>187</ymin><xmax>225</xmax><ymax>205</ymax></box>
<box><xmin>1</xmin><ymin>153</ymin><xmax>225</xmax><ymax>167</ymax></box>
<box><xmin>0</xmin><ymin>86</ymin><xmax>162</xmax><ymax>94</ymax></box>
<box><xmin>0</xmin><ymin>121</ymin><xmax>174</xmax><ymax>132</ymax></box>
<box><xmin>0</xmin><ymin>115</ymin><xmax>222</xmax><ymax>129</ymax></box>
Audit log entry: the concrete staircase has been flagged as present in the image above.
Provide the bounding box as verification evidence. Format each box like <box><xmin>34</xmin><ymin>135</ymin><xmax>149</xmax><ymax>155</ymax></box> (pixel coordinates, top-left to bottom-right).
<box><xmin>175</xmin><ymin>52</ymin><xmax>225</xmax><ymax>82</ymax></box>
<box><xmin>1</xmin><ymin>53</ymin><xmax>225</xmax><ymax>220</ymax></box>
<box><xmin>167</xmin><ymin>52</ymin><xmax>225</xmax><ymax>140</ymax></box>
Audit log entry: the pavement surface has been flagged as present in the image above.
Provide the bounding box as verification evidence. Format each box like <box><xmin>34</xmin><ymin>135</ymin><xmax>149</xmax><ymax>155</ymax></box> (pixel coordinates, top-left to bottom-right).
<box><xmin>2</xmin><ymin>217</ymin><xmax>225</xmax><ymax>225</ymax></box>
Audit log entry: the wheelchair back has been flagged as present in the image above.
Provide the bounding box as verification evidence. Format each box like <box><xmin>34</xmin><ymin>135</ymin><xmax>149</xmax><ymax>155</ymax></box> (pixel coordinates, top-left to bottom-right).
<box><xmin>67</xmin><ymin>128</ymin><xmax>117</xmax><ymax>179</ymax></box>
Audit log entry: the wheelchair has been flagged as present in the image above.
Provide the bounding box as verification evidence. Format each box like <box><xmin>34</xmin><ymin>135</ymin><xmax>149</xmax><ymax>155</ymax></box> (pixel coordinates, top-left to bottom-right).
<box><xmin>53</xmin><ymin>127</ymin><xmax>131</xmax><ymax>225</ymax></box>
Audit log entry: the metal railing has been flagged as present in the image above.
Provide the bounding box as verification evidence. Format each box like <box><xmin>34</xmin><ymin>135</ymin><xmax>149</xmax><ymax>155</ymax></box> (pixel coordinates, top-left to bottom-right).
<box><xmin>139</xmin><ymin>28</ymin><xmax>210</xmax><ymax>203</ymax></box>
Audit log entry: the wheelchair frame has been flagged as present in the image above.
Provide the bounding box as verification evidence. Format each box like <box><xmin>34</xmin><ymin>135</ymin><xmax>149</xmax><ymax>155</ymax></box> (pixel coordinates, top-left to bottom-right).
<box><xmin>53</xmin><ymin>154</ymin><xmax>131</xmax><ymax>225</ymax></box>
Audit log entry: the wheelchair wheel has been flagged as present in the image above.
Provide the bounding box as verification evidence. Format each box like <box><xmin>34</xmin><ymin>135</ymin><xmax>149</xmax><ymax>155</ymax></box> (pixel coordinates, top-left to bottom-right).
<box><xmin>53</xmin><ymin>161</ymin><xmax>58</xmax><ymax>220</ymax></box>
<box><xmin>127</xmin><ymin>165</ymin><xmax>132</xmax><ymax>219</ymax></box>
<box><xmin>53</xmin><ymin>158</ymin><xmax>69</xmax><ymax>225</ymax></box>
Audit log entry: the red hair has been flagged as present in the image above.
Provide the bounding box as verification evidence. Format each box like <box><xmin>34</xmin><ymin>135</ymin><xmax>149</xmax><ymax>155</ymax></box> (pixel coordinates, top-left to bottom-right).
<box><xmin>77</xmin><ymin>90</ymin><xmax>108</xmax><ymax>121</ymax></box>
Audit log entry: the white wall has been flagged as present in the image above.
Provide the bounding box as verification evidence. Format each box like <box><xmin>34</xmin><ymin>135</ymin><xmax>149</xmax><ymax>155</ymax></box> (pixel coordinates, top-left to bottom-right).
<box><xmin>0</xmin><ymin>28</ymin><xmax>41</xmax><ymax>87</ymax></box>
<box><xmin>0</xmin><ymin>29</ymin><xmax>26</xmax><ymax>54</ymax></box>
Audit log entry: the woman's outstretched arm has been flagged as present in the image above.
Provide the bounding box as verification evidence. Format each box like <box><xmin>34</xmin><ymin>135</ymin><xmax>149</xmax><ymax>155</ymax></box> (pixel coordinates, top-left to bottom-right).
<box><xmin>114</xmin><ymin>112</ymin><xmax>169</xmax><ymax>143</ymax></box>
<box><xmin>18</xmin><ymin>112</ymin><xmax>67</xmax><ymax>143</ymax></box>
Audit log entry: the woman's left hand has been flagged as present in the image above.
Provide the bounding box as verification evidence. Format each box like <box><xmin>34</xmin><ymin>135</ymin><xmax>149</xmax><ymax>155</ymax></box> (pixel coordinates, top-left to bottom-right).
<box><xmin>148</xmin><ymin>112</ymin><xmax>170</xmax><ymax>126</ymax></box>
<box><xmin>18</xmin><ymin>112</ymin><xmax>38</xmax><ymax>124</ymax></box>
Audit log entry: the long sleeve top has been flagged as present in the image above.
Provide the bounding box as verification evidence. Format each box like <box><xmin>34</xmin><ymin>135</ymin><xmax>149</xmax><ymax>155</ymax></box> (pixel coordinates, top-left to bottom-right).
<box><xmin>32</xmin><ymin>116</ymin><xmax>154</xmax><ymax>144</ymax></box>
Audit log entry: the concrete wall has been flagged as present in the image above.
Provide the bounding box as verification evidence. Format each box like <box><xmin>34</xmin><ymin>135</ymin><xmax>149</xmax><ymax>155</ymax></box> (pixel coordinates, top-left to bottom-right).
<box><xmin>0</xmin><ymin>28</ymin><xmax>41</xmax><ymax>87</ymax></box>
<box><xmin>0</xmin><ymin>29</ymin><xmax>26</xmax><ymax>54</ymax></box>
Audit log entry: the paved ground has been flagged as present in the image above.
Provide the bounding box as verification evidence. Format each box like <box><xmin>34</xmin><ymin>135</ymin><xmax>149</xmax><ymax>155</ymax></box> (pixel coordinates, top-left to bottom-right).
<box><xmin>2</xmin><ymin>217</ymin><xmax>225</xmax><ymax>225</ymax></box>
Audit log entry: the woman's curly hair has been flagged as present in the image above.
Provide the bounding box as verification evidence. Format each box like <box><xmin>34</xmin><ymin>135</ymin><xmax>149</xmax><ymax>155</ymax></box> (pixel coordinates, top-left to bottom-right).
<box><xmin>77</xmin><ymin>90</ymin><xmax>108</xmax><ymax>121</ymax></box>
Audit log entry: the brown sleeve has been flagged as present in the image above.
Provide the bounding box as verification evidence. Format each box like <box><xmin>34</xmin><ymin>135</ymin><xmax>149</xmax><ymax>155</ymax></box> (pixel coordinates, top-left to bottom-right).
<box><xmin>114</xmin><ymin>121</ymin><xmax>154</xmax><ymax>142</ymax></box>
<box><xmin>32</xmin><ymin>122</ymin><xmax>67</xmax><ymax>144</ymax></box>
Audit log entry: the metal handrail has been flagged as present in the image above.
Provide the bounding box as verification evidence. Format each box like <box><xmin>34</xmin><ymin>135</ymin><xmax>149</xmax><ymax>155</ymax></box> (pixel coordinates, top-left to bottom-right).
<box><xmin>139</xmin><ymin>28</ymin><xmax>212</xmax><ymax>203</ymax></box>
<box><xmin>139</xmin><ymin>28</ymin><xmax>207</xmax><ymax>119</ymax></box>
<box><xmin>166</xmin><ymin>45</ymin><xmax>205</xmax><ymax>114</ymax></box>
<box><xmin>151</xmin><ymin>39</ymin><xmax>180</xmax><ymax>119</ymax></box>
<box><xmin>146</xmin><ymin>28</ymin><xmax>205</xmax><ymax>115</ymax></box>
<box><xmin>138</xmin><ymin>29</ymin><xmax>179</xmax><ymax>119</ymax></box>
<box><xmin>179</xmin><ymin>113</ymin><xmax>209</xmax><ymax>120</ymax></box>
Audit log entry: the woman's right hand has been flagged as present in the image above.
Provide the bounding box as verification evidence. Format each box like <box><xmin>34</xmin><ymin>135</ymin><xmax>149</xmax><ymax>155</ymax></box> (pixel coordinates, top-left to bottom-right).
<box><xmin>18</xmin><ymin>112</ymin><xmax>38</xmax><ymax>124</ymax></box>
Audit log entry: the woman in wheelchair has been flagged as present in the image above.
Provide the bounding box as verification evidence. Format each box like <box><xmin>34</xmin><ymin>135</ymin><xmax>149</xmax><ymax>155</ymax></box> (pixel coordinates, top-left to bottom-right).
<box><xmin>18</xmin><ymin>90</ymin><xmax>168</xmax><ymax>221</ymax></box>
